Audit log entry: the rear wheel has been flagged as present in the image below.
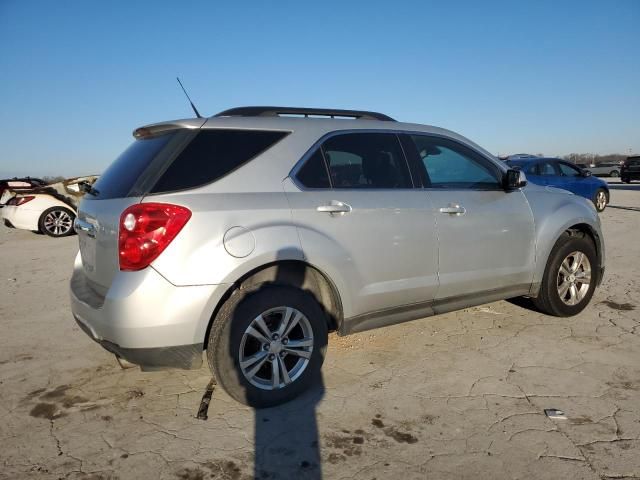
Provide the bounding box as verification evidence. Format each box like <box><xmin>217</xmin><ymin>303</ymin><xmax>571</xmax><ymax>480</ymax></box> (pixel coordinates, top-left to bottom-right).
<box><xmin>593</xmin><ymin>188</ymin><xmax>608</xmax><ymax>212</ymax></box>
<box><xmin>207</xmin><ymin>285</ymin><xmax>328</xmax><ymax>408</ymax></box>
<box><xmin>38</xmin><ymin>207</ymin><xmax>75</xmax><ymax>237</ymax></box>
<box><xmin>533</xmin><ymin>232</ymin><xmax>597</xmax><ymax>316</ymax></box>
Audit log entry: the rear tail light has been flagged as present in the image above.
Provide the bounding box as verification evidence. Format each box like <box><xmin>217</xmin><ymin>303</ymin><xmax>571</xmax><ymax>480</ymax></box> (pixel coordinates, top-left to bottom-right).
<box><xmin>118</xmin><ymin>203</ymin><xmax>191</xmax><ymax>271</ymax></box>
<box><xmin>7</xmin><ymin>195</ymin><xmax>35</xmax><ymax>206</ymax></box>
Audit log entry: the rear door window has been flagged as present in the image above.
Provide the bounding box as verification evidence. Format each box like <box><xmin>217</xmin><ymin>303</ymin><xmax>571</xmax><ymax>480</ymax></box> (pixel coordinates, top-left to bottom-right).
<box><xmin>151</xmin><ymin>130</ymin><xmax>289</xmax><ymax>193</ymax></box>
<box><xmin>537</xmin><ymin>161</ymin><xmax>558</xmax><ymax>176</ymax></box>
<box><xmin>321</xmin><ymin>133</ymin><xmax>412</xmax><ymax>189</ymax></box>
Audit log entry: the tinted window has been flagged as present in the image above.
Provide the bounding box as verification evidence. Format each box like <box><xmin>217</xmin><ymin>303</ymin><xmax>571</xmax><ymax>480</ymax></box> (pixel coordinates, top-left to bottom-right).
<box><xmin>151</xmin><ymin>130</ymin><xmax>288</xmax><ymax>193</ymax></box>
<box><xmin>92</xmin><ymin>133</ymin><xmax>175</xmax><ymax>199</ymax></box>
<box><xmin>409</xmin><ymin>135</ymin><xmax>499</xmax><ymax>189</ymax></box>
<box><xmin>296</xmin><ymin>150</ymin><xmax>330</xmax><ymax>188</ymax></box>
<box><xmin>537</xmin><ymin>161</ymin><xmax>557</xmax><ymax>176</ymax></box>
<box><xmin>557</xmin><ymin>162</ymin><xmax>581</xmax><ymax>177</ymax></box>
<box><xmin>321</xmin><ymin>133</ymin><xmax>411</xmax><ymax>188</ymax></box>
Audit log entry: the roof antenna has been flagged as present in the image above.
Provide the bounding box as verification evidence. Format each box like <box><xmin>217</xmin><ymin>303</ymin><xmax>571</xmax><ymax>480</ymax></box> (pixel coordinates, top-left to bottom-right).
<box><xmin>176</xmin><ymin>77</ymin><xmax>202</xmax><ymax>118</ymax></box>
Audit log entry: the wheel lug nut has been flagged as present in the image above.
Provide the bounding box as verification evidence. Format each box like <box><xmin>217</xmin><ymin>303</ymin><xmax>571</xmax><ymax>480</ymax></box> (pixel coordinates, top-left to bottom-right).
<box><xmin>282</xmin><ymin>338</ymin><xmax>288</xmax><ymax>345</ymax></box>
<box><xmin>279</xmin><ymin>351</ymin><xmax>286</xmax><ymax>357</ymax></box>
<box><xmin>268</xmin><ymin>354</ymin><xmax>275</xmax><ymax>361</ymax></box>
<box><xmin>263</xmin><ymin>344</ymin><xmax>269</xmax><ymax>351</ymax></box>
<box><xmin>272</xmin><ymin>334</ymin><xmax>279</xmax><ymax>340</ymax></box>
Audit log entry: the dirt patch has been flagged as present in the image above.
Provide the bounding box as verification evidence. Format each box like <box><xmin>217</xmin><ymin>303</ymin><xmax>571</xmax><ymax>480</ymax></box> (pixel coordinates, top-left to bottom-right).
<box><xmin>600</xmin><ymin>300</ymin><xmax>635</xmax><ymax>311</ymax></box>
<box><xmin>30</xmin><ymin>402</ymin><xmax>64</xmax><ymax>420</ymax></box>
<box><xmin>569</xmin><ymin>415</ymin><xmax>593</xmax><ymax>425</ymax></box>
<box><xmin>41</xmin><ymin>384</ymin><xmax>71</xmax><ymax>399</ymax></box>
<box><xmin>203</xmin><ymin>460</ymin><xmax>245</xmax><ymax>480</ymax></box>
<box><xmin>384</xmin><ymin>427</ymin><xmax>418</xmax><ymax>444</ymax></box>
<box><xmin>0</xmin><ymin>354</ymin><xmax>33</xmax><ymax>365</ymax></box>
<box><xmin>24</xmin><ymin>387</ymin><xmax>46</xmax><ymax>400</ymax></box>
<box><xmin>371</xmin><ymin>415</ymin><xmax>418</xmax><ymax>444</ymax></box>
<box><xmin>324</xmin><ymin>432</ymin><xmax>364</xmax><ymax>457</ymax></box>
<box><xmin>607</xmin><ymin>380</ymin><xmax>640</xmax><ymax>391</ymax></box>
<box><xmin>126</xmin><ymin>388</ymin><xmax>145</xmax><ymax>399</ymax></box>
<box><xmin>422</xmin><ymin>414</ymin><xmax>437</xmax><ymax>424</ymax></box>
<box><xmin>175</xmin><ymin>468</ymin><xmax>205</xmax><ymax>480</ymax></box>
<box><xmin>61</xmin><ymin>395</ymin><xmax>89</xmax><ymax>408</ymax></box>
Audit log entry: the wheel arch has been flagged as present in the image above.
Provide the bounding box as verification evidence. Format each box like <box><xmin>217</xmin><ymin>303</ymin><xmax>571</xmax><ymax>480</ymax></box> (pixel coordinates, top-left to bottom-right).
<box><xmin>203</xmin><ymin>260</ymin><xmax>343</xmax><ymax>350</ymax></box>
<box><xmin>566</xmin><ymin>223</ymin><xmax>603</xmax><ymax>279</ymax></box>
<box><xmin>532</xmin><ymin>220</ymin><xmax>604</xmax><ymax>296</ymax></box>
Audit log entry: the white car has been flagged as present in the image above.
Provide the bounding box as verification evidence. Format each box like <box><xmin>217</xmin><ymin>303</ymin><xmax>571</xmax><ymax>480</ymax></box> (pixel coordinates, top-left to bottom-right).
<box><xmin>2</xmin><ymin>176</ymin><xmax>98</xmax><ymax>238</ymax></box>
<box><xmin>2</xmin><ymin>193</ymin><xmax>77</xmax><ymax>237</ymax></box>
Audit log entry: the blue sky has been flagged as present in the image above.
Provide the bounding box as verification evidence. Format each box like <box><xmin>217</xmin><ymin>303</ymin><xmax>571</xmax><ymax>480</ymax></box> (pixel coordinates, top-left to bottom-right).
<box><xmin>1</xmin><ymin>0</ymin><xmax>638</xmax><ymax>178</ymax></box>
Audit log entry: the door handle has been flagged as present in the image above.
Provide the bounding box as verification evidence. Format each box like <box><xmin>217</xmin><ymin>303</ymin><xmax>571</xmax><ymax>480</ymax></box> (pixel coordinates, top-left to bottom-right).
<box><xmin>317</xmin><ymin>201</ymin><xmax>352</xmax><ymax>214</ymax></box>
<box><xmin>439</xmin><ymin>204</ymin><xmax>466</xmax><ymax>215</ymax></box>
<box><xmin>74</xmin><ymin>218</ymin><xmax>96</xmax><ymax>237</ymax></box>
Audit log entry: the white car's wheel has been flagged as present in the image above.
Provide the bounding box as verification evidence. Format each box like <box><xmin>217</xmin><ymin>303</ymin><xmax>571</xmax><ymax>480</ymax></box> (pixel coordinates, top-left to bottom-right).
<box><xmin>38</xmin><ymin>207</ymin><xmax>75</xmax><ymax>237</ymax></box>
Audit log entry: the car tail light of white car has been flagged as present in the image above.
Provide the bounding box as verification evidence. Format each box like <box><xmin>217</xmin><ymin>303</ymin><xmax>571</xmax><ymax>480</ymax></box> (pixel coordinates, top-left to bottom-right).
<box><xmin>6</xmin><ymin>195</ymin><xmax>35</xmax><ymax>206</ymax></box>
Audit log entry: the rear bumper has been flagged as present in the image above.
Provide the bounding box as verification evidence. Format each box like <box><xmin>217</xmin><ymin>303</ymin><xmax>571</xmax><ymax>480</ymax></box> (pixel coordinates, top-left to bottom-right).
<box><xmin>74</xmin><ymin>316</ymin><xmax>203</xmax><ymax>370</ymax></box>
<box><xmin>70</xmin><ymin>252</ymin><xmax>230</xmax><ymax>370</ymax></box>
<box><xmin>1</xmin><ymin>205</ymin><xmax>39</xmax><ymax>231</ymax></box>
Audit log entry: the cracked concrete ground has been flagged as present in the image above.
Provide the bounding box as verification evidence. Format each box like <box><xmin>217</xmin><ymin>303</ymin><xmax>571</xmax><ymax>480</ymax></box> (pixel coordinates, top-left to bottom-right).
<box><xmin>1</xmin><ymin>182</ymin><xmax>639</xmax><ymax>480</ymax></box>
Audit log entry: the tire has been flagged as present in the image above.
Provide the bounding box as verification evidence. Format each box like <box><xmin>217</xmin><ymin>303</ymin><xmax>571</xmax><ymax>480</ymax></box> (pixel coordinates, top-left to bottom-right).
<box><xmin>207</xmin><ymin>285</ymin><xmax>328</xmax><ymax>408</ymax></box>
<box><xmin>593</xmin><ymin>188</ymin><xmax>608</xmax><ymax>212</ymax></box>
<box><xmin>533</xmin><ymin>231</ymin><xmax>597</xmax><ymax>317</ymax></box>
<box><xmin>610</xmin><ymin>170</ymin><xmax>619</xmax><ymax>177</ymax></box>
<box><xmin>38</xmin><ymin>207</ymin><xmax>76</xmax><ymax>237</ymax></box>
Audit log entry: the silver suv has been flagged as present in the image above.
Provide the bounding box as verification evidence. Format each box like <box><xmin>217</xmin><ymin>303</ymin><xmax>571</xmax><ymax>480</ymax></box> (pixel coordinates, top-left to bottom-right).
<box><xmin>70</xmin><ymin>106</ymin><xmax>605</xmax><ymax>407</ymax></box>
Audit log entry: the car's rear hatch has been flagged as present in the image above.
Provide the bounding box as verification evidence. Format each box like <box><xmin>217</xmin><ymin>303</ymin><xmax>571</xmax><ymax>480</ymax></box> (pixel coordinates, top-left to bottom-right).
<box><xmin>75</xmin><ymin>117</ymin><xmax>290</xmax><ymax>294</ymax></box>
<box><xmin>76</xmin><ymin>119</ymin><xmax>205</xmax><ymax>294</ymax></box>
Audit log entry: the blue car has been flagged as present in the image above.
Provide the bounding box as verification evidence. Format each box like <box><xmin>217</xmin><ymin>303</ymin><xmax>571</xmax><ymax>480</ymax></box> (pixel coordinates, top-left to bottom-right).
<box><xmin>507</xmin><ymin>157</ymin><xmax>609</xmax><ymax>212</ymax></box>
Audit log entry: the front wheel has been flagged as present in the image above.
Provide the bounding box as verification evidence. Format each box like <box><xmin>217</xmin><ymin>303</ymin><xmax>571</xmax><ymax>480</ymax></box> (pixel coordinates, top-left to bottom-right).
<box><xmin>593</xmin><ymin>188</ymin><xmax>608</xmax><ymax>212</ymax></box>
<box><xmin>610</xmin><ymin>170</ymin><xmax>619</xmax><ymax>178</ymax></box>
<box><xmin>207</xmin><ymin>285</ymin><xmax>328</xmax><ymax>408</ymax></box>
<box><xmin>38</xmin><ymin>207</ymin><xmax>76</xmax><ymax>237</ymax></box>
<box><xmin>533</xmin><ymin>232</ymin><xmax>597</xmax><ymax>317</ymax></box>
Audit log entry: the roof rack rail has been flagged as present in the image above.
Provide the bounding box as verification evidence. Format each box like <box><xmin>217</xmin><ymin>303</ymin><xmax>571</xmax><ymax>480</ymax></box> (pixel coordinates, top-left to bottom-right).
<box><xmin>214</xmin><ymin>106</ymin><xmax>395</xmax><ymax>121</ymax></box>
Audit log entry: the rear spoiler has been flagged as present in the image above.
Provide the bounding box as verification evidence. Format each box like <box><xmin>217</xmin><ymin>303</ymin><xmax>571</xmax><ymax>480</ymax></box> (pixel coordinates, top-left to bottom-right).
<box><xmin>133</xmin><ymin>118</ymin><xmax>207</xmax><ymax>139</ymax></box>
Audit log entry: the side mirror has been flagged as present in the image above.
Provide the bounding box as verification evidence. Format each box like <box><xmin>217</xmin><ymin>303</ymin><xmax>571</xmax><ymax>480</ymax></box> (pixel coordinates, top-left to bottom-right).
<box><xmin>582</xmin><ymin>170</ymin><xmax>592</xmax><ymax>177</ymax></box>
<box><xmin>504</xmin><ymin>169</ymin><xmax>527</xmax><ymax>190</ymax></box>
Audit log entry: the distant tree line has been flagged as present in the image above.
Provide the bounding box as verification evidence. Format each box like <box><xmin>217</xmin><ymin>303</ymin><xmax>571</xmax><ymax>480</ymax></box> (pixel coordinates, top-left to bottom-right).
<box><xmin>42</xmin><ymin>175</ymin><xmax>66</xmax><ymax>183</ymax></box>
<box><xmin>562</xmin><ymin>153</ymin><xmax>628</xmax><ymax>165</ymax></box>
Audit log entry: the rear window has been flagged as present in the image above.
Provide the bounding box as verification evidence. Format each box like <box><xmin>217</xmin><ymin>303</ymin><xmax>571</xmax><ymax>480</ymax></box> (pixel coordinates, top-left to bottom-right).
<box><xmin>150</xmin><ymin>129</ymin><xmax>288</xmax><ymax>193</ymax></box>
<box><xmin>91</xmin><ymin>133</ymin><xmax>175</xmax><ymax>199</ymax></box>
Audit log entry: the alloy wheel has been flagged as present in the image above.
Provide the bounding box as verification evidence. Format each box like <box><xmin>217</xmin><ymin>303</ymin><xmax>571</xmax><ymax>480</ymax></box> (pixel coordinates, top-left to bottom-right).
<box><xmin>596</xmin><ymin>191</ymin><xmax>607</xmax><ymax>211</ymax></box>
<box><xmin>556</xmin><ymin>251</ymin><xmax>591</xmax><ymax>306</ymax></box>
<box><xmin>239</xmin><ymin>306</ymin><xmax>314</xmax><ymax>390</ymax></box>
<box><xmin>44</xmin><ymin>209</ymin><xmax>73</xmax><ymax>236</ymax></box>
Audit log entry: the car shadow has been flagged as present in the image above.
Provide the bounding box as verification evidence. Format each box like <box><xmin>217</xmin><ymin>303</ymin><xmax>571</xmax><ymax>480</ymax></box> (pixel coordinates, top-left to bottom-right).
<box><xmin>224</xmin><ymin>252</ymin><xmax>327</xmax><ymax>479</ymax></box>
<box><xmin>253</xmin><ymin>382</ymin><xmax>324</xmax><ymax>479</ymax></box>
<box><xmin>506</xmin><ymin>296</ymin><xmax>541</xmax><ymax>312</ymax></box>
